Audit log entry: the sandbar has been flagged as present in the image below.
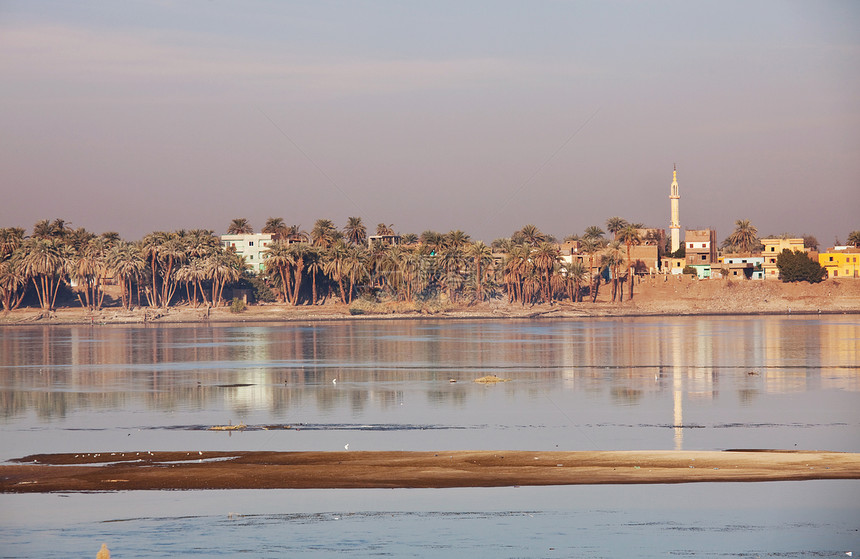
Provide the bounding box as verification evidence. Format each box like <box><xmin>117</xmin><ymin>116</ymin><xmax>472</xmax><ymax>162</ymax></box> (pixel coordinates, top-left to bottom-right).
<box><xmin>2</xmin><ymin>450</ymin><xmax>858</xmax><ymax>492</ymax></box>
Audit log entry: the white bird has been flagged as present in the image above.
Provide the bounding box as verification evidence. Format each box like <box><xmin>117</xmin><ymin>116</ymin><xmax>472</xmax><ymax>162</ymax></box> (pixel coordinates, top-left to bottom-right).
<box><xmin>332</xmin><ymin>378</ymin><xmax>337</xmax><ymax>385</ymax></box>
<box><xmin>344</xmin><ymin>444</ymin><xmax>349</xmax><ymax>450</ymax></box>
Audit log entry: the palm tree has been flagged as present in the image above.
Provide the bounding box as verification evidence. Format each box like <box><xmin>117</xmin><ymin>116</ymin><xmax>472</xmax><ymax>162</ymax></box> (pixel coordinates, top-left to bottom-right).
<box><xmin>518</xmin><ymin>224</ymin><xmax>546</xmax><ymax>246</ymax></box>
<box><xmin>227</xmin><ymin>218</ymin><xmax>253</xmax><ymax>235</ymax></box>
<box><xmin>419</xmin><ymin>230</ymin><xmax>444</xmax><ymax>256</ymax></box>
<box><xmin>605</xmin><ymin>217</ymin><xmax>628</xmax><ymax>240</ymax></box>
<box><xmin>263</xmin><ymin>241</ymin><xmax>293</xmax><ymax>303</ymax></box>
<box><xmin>467</xmin><ymin>241</ymin><xmax>493</xmax><ymax>302</ymax></box>
<box><xmin>140</xmin><ymin>231</ymin><xmax>167</xmax><ymax>307</ymax></box>
<box><xmin>725</xmin><ymin>219</ymin><xmax>760</xmax><ymax>254</ymax></box>
<box><xmin>0</xmin><ymin>255</ymin><xmax>28</xmax><ymax>312</ymax></box>
<box><xmin>70</xmin><ymin>238</ymin><xmax>108</xmax><ymax>310</ymax></box>
<box><xmin>617</xmin><ymin>225</ymin><xmax>641</xmax><ymax>300</ymax></box>
<box><xmin>311</xmin><ymin>219</ymin><xmax>339</xmax><ymax>249</ymax></box>
<box><xmin>0</xmin><ymin>227</ymin><xmax>24</xmax><ymax>259</ymax></box>
<box><xmin>324</xmin><ymin>240</ymin><xmax>350</xmax><ymax>303</ymax></box>
<box><xmin>20</xmin><ymin>237</ymin><xmax>68</xmax><ymax>310</ymax></box>
<box><xmin>563</xmin><ymin>261</ymin><xmax>586</xmax><ymax>302</ymax></box>
<box><xmin>847</xmin><ymin>230</ymin><xmax>860</xmax><ymax>248</ymax></box>
<box><xmin>578</xmin><ymin>238</ymin><xmax>599</xmax><ymax>302</ymax></box>
<box><xmin>107</xmin><ymin>242</ymin><xmax>145</xmax><ymax>309</ymax></box>
<box><xmin>376</xmin><ymin>223</ymin><xmax>395</xmax><ymax>236</ymax></box>
<box><xmin>286</xmin><ymin>243</ymin><xmax>311</xmax><ymax>305</ymax></box>
<box><xmin>444</xmin><ymin>230</ymin><xmax>471</xmax><ymax>249</ymax></box>
<box><xmin>262</xmin><ymin>217</ymin><xmax>289</xmax><ymax>241</ymax></box>
<box><xmin>159</xmin><ymin>235</ymin><xmax>187</xmax><ymax>307</ymax></box>
<box><xmin>532</xmin><ymin>242</ymin><xmax>560</xmax><ymax>303</ymax></box>
<box><xmin>601</xmin><ymin>242</ymin><xmax>624</xmax><ymax>302</ymax></box>
<box><xmin>344</xmin><ymin>216</ymin><xmax>367</xmax><ymax>246</ymax></box>
<box><xmin>400</xmin><ymin>233</ymin><xmax>419</xmax><ymax>245</ymax></box>
<box><xmin>304</xmin><ymin>246</ymin><xmax>323</xmax><ymax>305</ymax></box>
<box><xmin>583</xmin><ymin>225</ymin><xmax>605</xmax><ymax>242</ymax></box>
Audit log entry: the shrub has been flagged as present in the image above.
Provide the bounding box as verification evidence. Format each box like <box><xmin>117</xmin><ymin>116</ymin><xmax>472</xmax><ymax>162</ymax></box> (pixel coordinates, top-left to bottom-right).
<box><xmin>230</xmin><ymin>297</ymin><xmax>246</xmax><ymax>313</ymax></box>
<box><xmin>776</xmin><ymin>249</ymin><xmax>826</xmax><ymax>283</ymax></box>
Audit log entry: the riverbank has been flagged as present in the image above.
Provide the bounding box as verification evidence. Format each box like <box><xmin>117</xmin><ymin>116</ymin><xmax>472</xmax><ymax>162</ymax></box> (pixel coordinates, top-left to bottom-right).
<box><xmin>3</xmin><ymin>450</ymin><xmax>858</xmax><ymax>492</ymax></box>
<box><xmin>2</xmin><ymin>277</ymin><xmax>859</xmax><ymax>325</ymax></box>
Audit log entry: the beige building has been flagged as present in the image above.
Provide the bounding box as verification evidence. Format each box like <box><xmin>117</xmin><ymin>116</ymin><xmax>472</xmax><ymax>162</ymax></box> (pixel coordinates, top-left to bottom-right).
<box><xmin>761</xmin><ymin>238</ymin><xmax>805</xmax><ymax>280</ymax></box>
<box><xmin>221</xmin><ymin>233</ymin><xmax>273</xmax><ymax>274</ymax></box>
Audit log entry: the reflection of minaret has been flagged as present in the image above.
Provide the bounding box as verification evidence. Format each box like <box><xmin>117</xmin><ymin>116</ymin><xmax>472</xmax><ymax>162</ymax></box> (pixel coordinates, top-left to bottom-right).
<box><xmin>670</xmin><ymin>164</ymin><xmax>680</xmax><ymax>254</ymax></box>
<box><xmin>671</xmin><ymin>324</ymin><xmax>684</xmax><ymax>451</ymax></box>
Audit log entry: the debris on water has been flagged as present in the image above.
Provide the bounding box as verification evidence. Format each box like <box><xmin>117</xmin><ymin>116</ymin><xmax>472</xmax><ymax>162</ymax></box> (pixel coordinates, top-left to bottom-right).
<box><xmin>209</xmin><ymin>424</ymin><xmax>246</xmax><ymax>431</ymax></box>
<box><xmin>474</xmin><ymin>375</ymin><xmax>510</xmax><ymax>384</ymax></box>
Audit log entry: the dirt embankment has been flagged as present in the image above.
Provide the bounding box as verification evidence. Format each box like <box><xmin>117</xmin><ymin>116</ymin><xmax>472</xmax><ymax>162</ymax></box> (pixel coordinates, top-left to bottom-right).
<box><xmin>1</xmin><ymin>278</ymin><xmax>858</xmax><ymax>326</ymax></box>
<box><xmin>2</xmin><ymin>450</ymin><xmax>858</xmax><ymax>492</ymax></box>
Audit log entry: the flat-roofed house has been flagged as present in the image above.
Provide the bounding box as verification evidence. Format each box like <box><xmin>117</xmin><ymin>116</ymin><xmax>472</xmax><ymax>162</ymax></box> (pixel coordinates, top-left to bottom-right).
<box><xmin>684</xmin><ymin>229</ymin><xmax>717</xmax><ymax>278</ymax></box>
<box><xmin>819</xmin><ymin>247</ymin><xmax>860</xmax><ymax>279</ymax></box>
<box><xmin>220</xmin><ymin>233</ymin><xmax>273</xmax><ymax>274</ymax></box>
<box><xmin>761</xmin><ymin>238</ymin><xmax>805</xmax><ymax>280</ymax></box>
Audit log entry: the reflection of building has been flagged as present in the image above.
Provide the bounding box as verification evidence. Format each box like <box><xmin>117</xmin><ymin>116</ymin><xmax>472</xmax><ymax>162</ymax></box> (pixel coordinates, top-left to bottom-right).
<box><xmin>220</xmin><ymin>233</ymin><xmax>273</xmax><ymax>273</ymax></box>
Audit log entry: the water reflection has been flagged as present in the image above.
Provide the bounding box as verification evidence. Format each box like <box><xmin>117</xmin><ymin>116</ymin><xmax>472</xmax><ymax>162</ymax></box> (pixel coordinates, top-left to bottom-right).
<box><xmin>1</xmin><ymin>317</ymin><xmax>858</xmax><ymax>450</ymax></box>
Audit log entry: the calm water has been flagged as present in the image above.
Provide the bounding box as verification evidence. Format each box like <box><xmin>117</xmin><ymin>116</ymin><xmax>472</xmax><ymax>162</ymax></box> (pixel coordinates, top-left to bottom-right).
<box><xmin>1</xmin><ymin>316</ymin><xmax>859</xmax><ymax>557</ymax></box>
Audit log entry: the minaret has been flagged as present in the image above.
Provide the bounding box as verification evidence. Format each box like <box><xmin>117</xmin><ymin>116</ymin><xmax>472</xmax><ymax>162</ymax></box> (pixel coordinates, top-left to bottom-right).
<box><xmin>669</xmin><ymin>164</ymin><xmax>680</xmax><ymax>254</ymax></box>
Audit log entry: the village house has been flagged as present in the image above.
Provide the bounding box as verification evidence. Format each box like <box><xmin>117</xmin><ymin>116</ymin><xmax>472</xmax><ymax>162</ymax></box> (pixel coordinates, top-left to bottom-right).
<box><xmin>220</xmin><ymin>233</ymin><xmax>273</xmax><ymax>274</ymax></box>
<box><xmin>684</xmin><ymin>229</ymin><xmax>718</xmax><ymax>278</ymax></box>
<box><xmin>761</xmin><ymin>237</ymin><xmax>806</xmax><ymax>280</ymax></box>
<box><xmin>818</xmin><ymin>247</ymin><xmax>860</xmax><ymax>279</ymax></box>
<box><xmin>720</xmin><ymin>254</ymin><xmax>765</xmax><ymax>280</ymax></box>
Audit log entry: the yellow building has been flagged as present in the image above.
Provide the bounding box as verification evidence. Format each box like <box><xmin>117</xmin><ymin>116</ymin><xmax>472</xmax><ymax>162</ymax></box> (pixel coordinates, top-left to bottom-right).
<box><xmin>819</xmin><ymin>249</ymin><xmax>860</xmax><ymax>279</ymax></box>
<box><xmin>761</xmin><ymin>238</ymin><xmax>805</xmax><ymax>280</ymax></box>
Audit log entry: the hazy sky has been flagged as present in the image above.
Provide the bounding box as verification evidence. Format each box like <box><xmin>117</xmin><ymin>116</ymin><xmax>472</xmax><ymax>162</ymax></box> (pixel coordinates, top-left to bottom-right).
<box><xmin>2</xmin><ymin>1</ymin><xmax>858</xmax><ymax>245</ymax></box>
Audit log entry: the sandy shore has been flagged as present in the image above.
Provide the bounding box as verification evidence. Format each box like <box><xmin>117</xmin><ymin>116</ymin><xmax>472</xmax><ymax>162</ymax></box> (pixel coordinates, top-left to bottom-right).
<box><xmin>2</xmin><ymin>450</ymin><xmax>858</xmax><ymax>492</ymax></box>
<box><xmin>2</xmin><ymin>278</ymin><xmax>858</xmax><ymax>326</ymax></box>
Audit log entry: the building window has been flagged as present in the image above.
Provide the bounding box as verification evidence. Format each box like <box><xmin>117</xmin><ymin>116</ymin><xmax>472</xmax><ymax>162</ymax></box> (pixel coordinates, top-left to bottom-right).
<box><xmin>249</xmin><ymin>241</ymin><xmax>254</xmax><ymax>247</ymax></box>
<box><xmin>834</xmin><ymin>270</ymin><xmax>838</xmax><ymax>276</ymax></box>
<box><xmin>701</xmin><ymin>255</ymin><xmax>706</xmax><ymax>261</ymax></box>
<box><xmin>770</xmin><ymin>246</ymin><xmax>775</xmax><ymax>251</ymax></box>
<box><xmin>829</xmin><ymin>256</ymin><xmax>834</xmax><ymax>261</ymax></box>
<box><xmin>701</xmin><ymin>244</ymin><xmax>706</xmax><ymax>248</ymax></box>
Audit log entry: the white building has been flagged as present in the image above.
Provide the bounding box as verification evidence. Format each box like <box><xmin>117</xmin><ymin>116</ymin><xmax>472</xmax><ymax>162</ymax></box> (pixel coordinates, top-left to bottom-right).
<box><xmin>220</xmin><ymin>233</ymin><xmax>273</xmax><ymax>274</ymax></box>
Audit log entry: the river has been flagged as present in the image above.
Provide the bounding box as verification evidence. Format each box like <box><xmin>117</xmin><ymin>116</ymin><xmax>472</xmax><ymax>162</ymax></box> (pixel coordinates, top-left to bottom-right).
<box><xmin>1</xmin><ymin>316</ymin><xmax>858</xmax><ymax>557</ymax></box>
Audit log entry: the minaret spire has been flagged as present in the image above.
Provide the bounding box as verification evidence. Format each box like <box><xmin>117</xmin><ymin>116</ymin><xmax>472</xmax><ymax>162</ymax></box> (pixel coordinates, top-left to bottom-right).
<box><xmin>670</xmin><ymin>165</ymin><xmax>680</xmax><ymax>254</ymax></box>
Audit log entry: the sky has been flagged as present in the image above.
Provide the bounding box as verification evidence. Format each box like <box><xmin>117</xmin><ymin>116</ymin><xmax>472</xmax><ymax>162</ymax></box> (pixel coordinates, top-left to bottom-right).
<box><xmin>1</xmin><ymin>1</ymin><xmax>858</xmax><ymax>246</ymax></box>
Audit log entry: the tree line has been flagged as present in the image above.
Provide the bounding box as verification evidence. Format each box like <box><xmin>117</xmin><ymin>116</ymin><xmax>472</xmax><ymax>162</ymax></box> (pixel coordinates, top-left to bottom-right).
<box><xmin>3</xmin><ymin>218</ymin><xmax>856</xmax><ymax>313</ymax></box>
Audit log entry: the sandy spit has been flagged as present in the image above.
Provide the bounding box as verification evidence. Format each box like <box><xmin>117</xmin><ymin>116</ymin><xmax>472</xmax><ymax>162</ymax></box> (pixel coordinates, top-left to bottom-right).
<box><xmin>2</xmin><ymin>450</ymin><xmax>858</xmax><ymax>492</ymax></box>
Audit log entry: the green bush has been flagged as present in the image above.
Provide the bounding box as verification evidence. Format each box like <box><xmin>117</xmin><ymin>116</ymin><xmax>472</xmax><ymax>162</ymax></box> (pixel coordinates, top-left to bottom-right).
<box><xmin>776</xmin><ymin>249</ymin><xmax>827</xmax><ymax>283</ymax></box>
<box><xmin>230</xmin><ymin>297</ymin><xmax>246</xmax><ymax>313</ymax></box>
<box><xmin>682</xmin><ymin>266</ymin><xmax>696</xmax><ymax>275</ymax></box>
